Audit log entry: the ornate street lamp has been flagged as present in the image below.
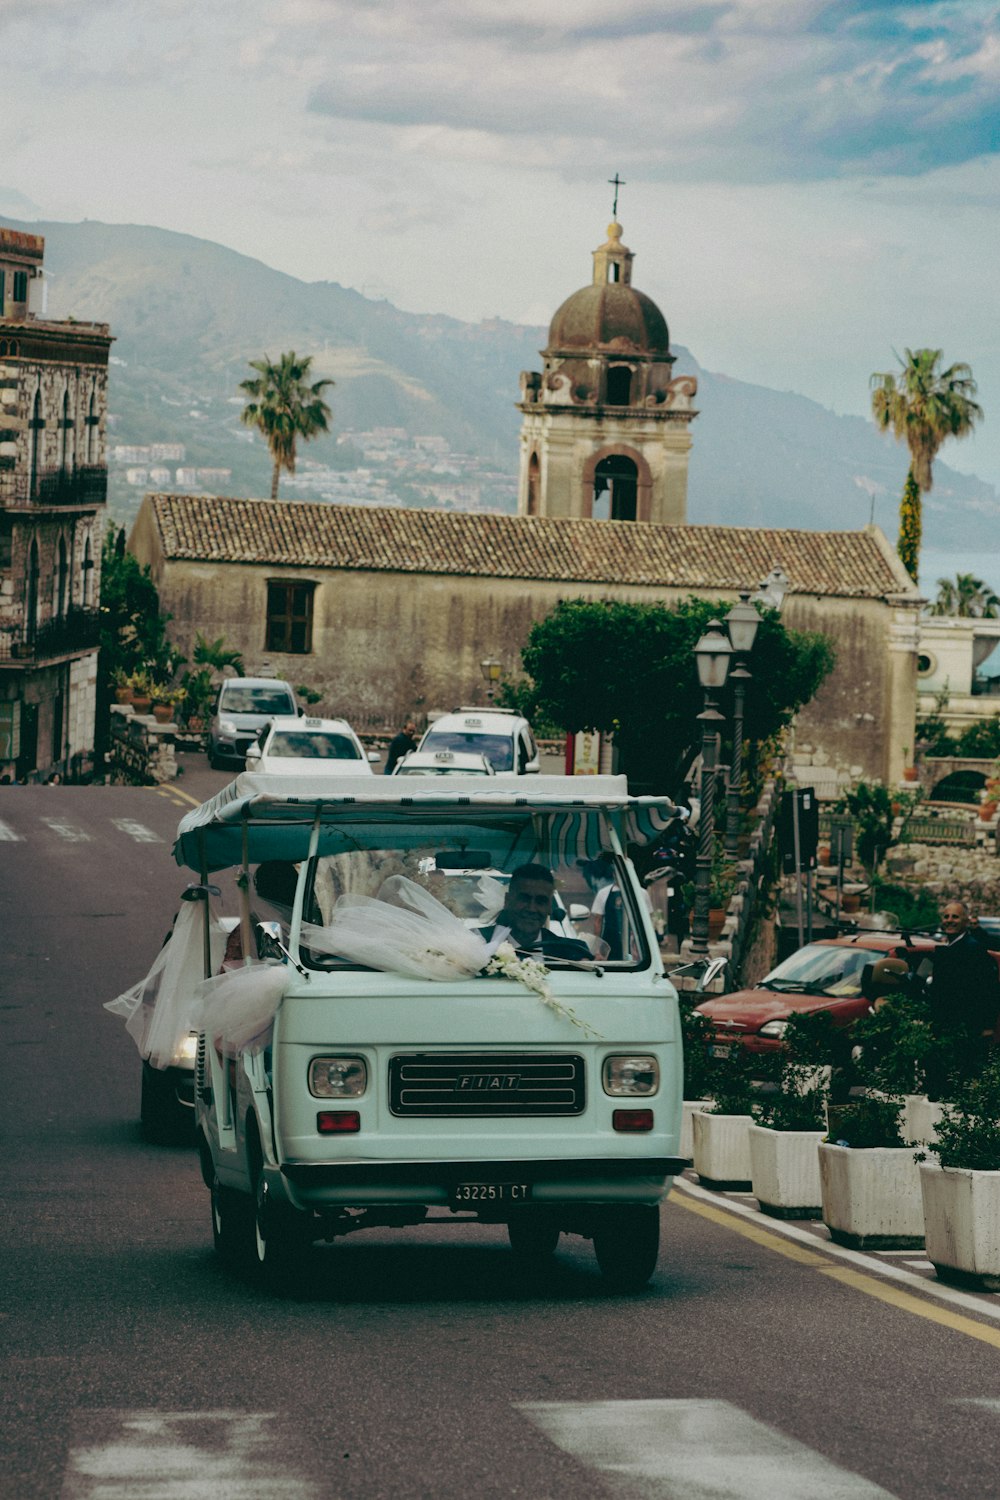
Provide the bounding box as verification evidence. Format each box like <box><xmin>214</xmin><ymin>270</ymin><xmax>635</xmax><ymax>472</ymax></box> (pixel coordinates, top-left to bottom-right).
<box><xmin>691</xmin><ymin>622</ymin><xmax>733</xmax><ymax>955</ymax></box>
<box><xmin>755</xmin><ymin>566</ymin><xmax>789</xmax><ymax>613</ymax></box>
<box><xmin>480</xmin><ymin>658</ymin><xmax>502</xmax><ymax>701</ymax></box>
<box><xmin>724</xmin><ymin>591</ymin><xmax>761</xmax><ymax>854</ymax></box>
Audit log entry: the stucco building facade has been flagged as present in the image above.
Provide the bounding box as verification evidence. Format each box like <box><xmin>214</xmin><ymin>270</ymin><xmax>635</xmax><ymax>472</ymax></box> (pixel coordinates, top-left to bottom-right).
<box><xmin>0</xmin><ymin>228</ymin><xmax>111</xmax><ymax>780</ymax></box>
<box><xmin>130</xmin><ymin>492</ymin><xmax>921</xmax><ymax>786</ymax></box>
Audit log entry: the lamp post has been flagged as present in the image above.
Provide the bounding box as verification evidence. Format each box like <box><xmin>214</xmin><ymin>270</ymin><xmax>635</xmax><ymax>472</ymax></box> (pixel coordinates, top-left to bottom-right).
<box><xmin>691</xmin><ymin>622</ymin><xmax>733</xmax><ymax>955</ymax></box>
<box><xmin>480</xmin><ymin>658</ymin><xmax>502</xmax><ymax>701</ymax></box>
<box><xmin>724</xmin><ymin>591</ymin><xmax>761</xmax><ymax>854</ymax></box>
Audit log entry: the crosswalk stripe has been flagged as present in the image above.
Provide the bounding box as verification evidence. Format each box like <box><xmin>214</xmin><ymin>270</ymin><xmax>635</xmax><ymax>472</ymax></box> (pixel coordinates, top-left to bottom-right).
<box><xmin>0</xmin><ymin>819</ymin><xmax>21</xmax><ymax>841</ymax></box>
<box><xmin>111</xmin><ymin>818</ymin><xmax>163</xmax><ymax>843</ymax></box>
<box><xmin>40</xmin><ymin>817</ymin><xmax>91</xmax><ymax>843</ymax></box>
<box><xmin>518</xmin><ymin>1399</ymin><xmax>898</xmax><ymax>1499</ymax></box>
<box><xmin>60</xmin><ymin>1410</ymin><xmax>318</xmax><ymax>1499</ymax></box>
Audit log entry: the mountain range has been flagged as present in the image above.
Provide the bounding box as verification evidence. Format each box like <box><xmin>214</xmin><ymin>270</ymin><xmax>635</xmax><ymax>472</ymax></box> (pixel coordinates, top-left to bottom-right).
<box><xmin>6</xmin><ymin>215</ymin><xmax>998</xmax><ymax>549</ymax></box>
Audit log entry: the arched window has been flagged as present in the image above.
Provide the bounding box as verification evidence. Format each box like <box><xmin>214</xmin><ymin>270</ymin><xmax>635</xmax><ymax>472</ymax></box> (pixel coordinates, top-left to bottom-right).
<box><xmin>26</xmin><ymin>541</ymin><xmax>39</xmax><ymax>642</ymax></box>
<box><xmin>57</xmin><ymin>537</ymin><xmax>69</xmax><ymax>617</ymax></box>
<box><xmin>526</xmin><ymin>453</ymin><xmax>540</xmax><ymax>515</ymax></box>
<box><xmin>593</xmin><ymin>455</ymin><xmax>638</xmax><ymax>522</ymax></box>
<box><xmin>605</xmin><ymin>366</ymin><xmax>632</xmax><ymax>406</ymax></box>
<box><xmin>86</xmin><ymin>387</ymin><xmax>96</xmax><ymax>464</ymax></box>
<box><xmin>28</xmin><ymin>388</ymin><xmax>42</xmax><ymax>500</ymax></box>
<box><xmin>82</xmin><ymin>533</ymin><xmax>94</xmax><ymax>606</ymax></box>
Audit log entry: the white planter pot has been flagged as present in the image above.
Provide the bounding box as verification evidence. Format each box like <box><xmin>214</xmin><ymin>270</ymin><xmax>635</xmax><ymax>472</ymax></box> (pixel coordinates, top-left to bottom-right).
<box><xmin>818</xmin><ymin>1143</ymin><xmax>924</xmax><ymax>1249</ymax></box>
<box><xmin>692</xmin><ymin>1111</ymin><xmax>753</xmax><ymax>1190</ymax></box>
<box><xmin>904</xmin><ymin>1094</ymin><xmax>946</xmax><ymax>1147</ymax></box>
<box><xmin>748</xmin><ymin>1124</ymin><xmax>824</xmax><ymax>1219</ymax></box>
<box><xmin>920</xmin><ymin>1162</ymin><xmax>1000</xmax><ymax>1292</ymax></box>
<box><xmin>681</xmin><ymin>1100</ymin><xmax>711</xmax><ymax>1163</ymax></box>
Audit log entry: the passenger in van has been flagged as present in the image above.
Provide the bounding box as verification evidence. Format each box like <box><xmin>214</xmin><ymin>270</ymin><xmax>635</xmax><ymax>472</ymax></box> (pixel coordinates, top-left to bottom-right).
<box><xmin>482</xmin><ymin>863</ymin><xmax>592</xmax><ymax>962</ymax></box>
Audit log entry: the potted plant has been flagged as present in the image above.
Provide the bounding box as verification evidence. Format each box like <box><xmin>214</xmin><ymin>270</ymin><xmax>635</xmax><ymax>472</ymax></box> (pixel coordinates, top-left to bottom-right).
<box><xmin>112</xmin><ymin>667</ymin><xmax>133</xmax><ymax>704</ymax></box>
<box><xmin>692</xmin><ymin>1046</ymin><xmax>757</xmax><ymax>1191</ymax></box>
<box><xmin>678</xmin><ymin>998</ymin><xmax>715</xmax><ymax>1161</ymax></box>
<box><xmin>126</xmin><ymin>668</ymin><xmax>155</xmax><ymax>713</ymax></box>
<box><xmin>818</xmin><ymin>1090</ymin><xmax>924</xmax><ymax>1249</ymax></box>
<box><xmin>901</xmin><ymin>747</ymin><xmax>918</xmax><ymax>783</ymax></box>
<box><xmin>919</xmin><ymin>1057</ymin><xmax>1000</xmax><ymax>1291</ymax></box>
<box><xmin>178</xmin><ymin>666</ymin><xmax>215</xmax><ymax>730</ymax></box>
<box><xmin>682</xmin><ymin>840</ymin><xmax>738</xmax><ymax>941</ymax></box>
<box><xmin>748</xmin><ymin>1038</ymin><xmax>827</xmax><ymax>1219</ymax></box>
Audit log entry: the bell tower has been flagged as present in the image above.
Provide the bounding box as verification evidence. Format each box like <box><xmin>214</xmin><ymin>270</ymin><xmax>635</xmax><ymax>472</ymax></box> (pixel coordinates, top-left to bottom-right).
<box><xmin>517</xmin><ymin>220</ymin><xmax>697</xmax><ymax>525</ymax></box>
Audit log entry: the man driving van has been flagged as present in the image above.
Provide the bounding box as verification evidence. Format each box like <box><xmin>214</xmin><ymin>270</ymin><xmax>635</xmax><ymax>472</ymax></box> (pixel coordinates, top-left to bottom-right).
<box><xmin>483</xmin><ymin>863</ymin><xmax>591</xmax><ymax>961</ymax></box>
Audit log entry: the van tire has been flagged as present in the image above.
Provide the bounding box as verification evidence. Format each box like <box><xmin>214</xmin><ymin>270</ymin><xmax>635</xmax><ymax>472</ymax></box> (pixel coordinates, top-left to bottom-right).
<box><xmin>507</xmin><ymin>1210</ymin><xmax>560</xmax><ymax>1262</ymax></box>
<box><xmin>593</xmin><ymin>1205</ymin><xmax>660</xmax><ymax>1290</ymax></box>
<box><xmin>211</xmin><ymin>1177</ymin><xmax>254</xmax><ymax>1270</ymax></box>
<box><xmin>252</xmin><ymin>1177</ymin><xmax>310</xmax><ymax>1291</ymax></box>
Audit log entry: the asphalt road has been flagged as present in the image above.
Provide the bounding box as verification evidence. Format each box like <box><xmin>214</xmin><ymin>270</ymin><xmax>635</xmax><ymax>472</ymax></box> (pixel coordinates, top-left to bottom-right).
<box><xmin>3</xmin><ymin>762</ymin><xmax>1000</xmax><ymax>1500</ymax></box>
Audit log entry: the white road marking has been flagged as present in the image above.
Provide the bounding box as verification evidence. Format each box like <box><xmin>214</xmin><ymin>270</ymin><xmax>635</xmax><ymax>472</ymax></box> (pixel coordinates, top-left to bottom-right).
<box><xmin>0</xmin><ymin>819</ymin><xmax>21</xmax><ymax>841</ymax></box>
<box><xmin>111</xmin><ymin>818</ymin><xmax>163</xmax><ymax>843</ymax></box>
<box><xmin>41</xmin><ymin>817</ymin><xmax>91</xmax><ymax>843</ymax></box>
<box><xmin>518</xmin><ymin>1399</ymin><xmax>899</xmax><ymax>1500</ymax></box>
<box><xmin>61</xmin><ymin>1410</ymin><xmax>318</xmax><ymax>1499</ymax></box>
<box><xmin>675</xmin><ymin>1176</ymin><xmax>1000</xmax><ymax>1321</ymax></box>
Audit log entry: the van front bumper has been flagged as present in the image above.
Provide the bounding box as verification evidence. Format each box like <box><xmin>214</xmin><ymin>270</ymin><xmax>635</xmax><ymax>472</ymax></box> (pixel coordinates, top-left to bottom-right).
<box><xmin>277</xmin><ymin>1155</ymin><xmax>684</xmax><ymax>1211</ymax></box>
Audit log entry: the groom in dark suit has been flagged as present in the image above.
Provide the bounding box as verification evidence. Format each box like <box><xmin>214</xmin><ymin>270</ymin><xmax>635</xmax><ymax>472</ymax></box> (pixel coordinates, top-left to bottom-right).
<box><xmin>483</xmin><ymin>863</ymin><xmax>592</xmax><ymax>962</ymax></box>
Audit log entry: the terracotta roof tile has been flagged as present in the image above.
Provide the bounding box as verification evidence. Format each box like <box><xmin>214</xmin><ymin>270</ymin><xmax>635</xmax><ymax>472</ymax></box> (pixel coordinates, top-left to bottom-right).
<box><xmin>143</xmin><ymin>493</ymin><xmax>915</xmax><ymax>601</ymax></box>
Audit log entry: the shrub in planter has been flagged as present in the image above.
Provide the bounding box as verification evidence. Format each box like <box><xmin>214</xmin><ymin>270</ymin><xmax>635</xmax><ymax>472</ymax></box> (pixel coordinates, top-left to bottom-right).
<box><xmin>749</xmin><ymin>1059</ymin><xmax>826</xmax><ymax>1219</ymax></box>
<box><xmin>919</xmin><ymin>1058</ymin><xmax>1000</xmax><ymax>1290</ymax></box>
<box><xmin>693</xmin><ymin>1047</ymin><xmax>758</xmax><ymax>1190</ymax></box>
<box><xmin>678</xmin><ymin>999</ymin><xmax>715</xmax><ymax>1161</ymax></box>
<box><xmin>818</xmin><ymin>1079</ymin><xmax>925</xmax><ymax>1248</ymax></box>
<box><xmin>851</xmin><ymin>993</ymin><xmax>936</xmax><ymax>1100</ymax></box>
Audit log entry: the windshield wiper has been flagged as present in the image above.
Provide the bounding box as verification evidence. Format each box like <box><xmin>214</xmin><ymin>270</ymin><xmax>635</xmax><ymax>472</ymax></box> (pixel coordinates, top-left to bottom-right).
<box><xmin>759</xmin><ymin>979</ymin><xmax>813</xmax><ymax>993</ymax></box>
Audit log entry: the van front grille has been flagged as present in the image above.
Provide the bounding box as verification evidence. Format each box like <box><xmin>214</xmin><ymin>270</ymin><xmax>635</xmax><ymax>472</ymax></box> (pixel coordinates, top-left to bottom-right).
<box><xmin>389</xmin><ymin>1053</ymin><xmax>585</xmax><ymax>1117</ymax></box>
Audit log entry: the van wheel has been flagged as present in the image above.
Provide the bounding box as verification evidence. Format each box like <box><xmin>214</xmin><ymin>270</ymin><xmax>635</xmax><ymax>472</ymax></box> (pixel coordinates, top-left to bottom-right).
<box><xmin>140</xmin><ymin>1062</ymin><xmax>192</xmax><ymax>1146</ymax></box>
<box><xmin>507</xmin><ymin>1210</ymin><xmax>560</xmax><ymax>1262</ymax></box>
<box><xmin>253</xmin><ymin>1177</ymin><xmax>310</xmax><ymax>1290</ymax></box>
<box><xmin>211</xmin><ymin>1177</ymin><xmax>254</xmax><ymax>1270</ymax></box>
<box><xmin>593</xmin><ymin>1206</ymin><xmax>660</xmax><ymax>1291</ymax></box>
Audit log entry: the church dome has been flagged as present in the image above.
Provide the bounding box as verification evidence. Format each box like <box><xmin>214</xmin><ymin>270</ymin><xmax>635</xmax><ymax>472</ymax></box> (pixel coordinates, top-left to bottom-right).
<box><xmin>545</xmin><ymin>222</ymin><xmax>670</xmax><ymax>355</ymax></box>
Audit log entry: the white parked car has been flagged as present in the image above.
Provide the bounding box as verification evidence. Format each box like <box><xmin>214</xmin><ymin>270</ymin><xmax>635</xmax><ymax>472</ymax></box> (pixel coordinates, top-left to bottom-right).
<box><xmin>417</xmin><ymin>708</ymin><xmax>540</xmax><ymax>774</ymax></box>
<box><xmin>245</xmin><ymin>716</ymin><xmax>379</xmax><ymax>775</ymax></box>
<box><xmin>393</xmin><ymin>749</ymin><xmax>495</xmax><ymax>776</ymax></box>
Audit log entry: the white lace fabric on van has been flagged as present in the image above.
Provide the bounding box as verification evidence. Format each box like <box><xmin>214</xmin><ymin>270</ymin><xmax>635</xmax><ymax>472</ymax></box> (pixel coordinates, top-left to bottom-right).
<box><xmin>301</xmin><ymin>874</ymin><xmax>506</xmax><ymax>981</ymax></box>
<box><xmin>104</xmin><ymin>898</ymin><xmax>227</xmax><ymax>1069</ymax></box>
<box><xmin>190</xmin><ymin>961</ymin><xmax>292</xmax><ymax>1058</ymax></box>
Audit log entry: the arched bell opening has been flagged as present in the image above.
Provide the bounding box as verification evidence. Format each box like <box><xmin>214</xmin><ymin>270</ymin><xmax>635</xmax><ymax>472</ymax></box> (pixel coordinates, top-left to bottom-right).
<box><xmin>593</xmin><ymin>455</ymin><xmax>638</xmax><ymax>522</ymax></box>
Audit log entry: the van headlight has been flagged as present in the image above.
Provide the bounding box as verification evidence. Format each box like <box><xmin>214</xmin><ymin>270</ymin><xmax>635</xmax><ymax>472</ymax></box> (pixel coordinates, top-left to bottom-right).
<box><xmin>172</xmin><ymin>1033</ymin><xmax>198</xmax><ymax>1067</ymax></box>
<box><xmin>308</xmin><ymin>1056</ymin><xmax>368</xmax><ymax>1097</ymax></box>
<box><xmin>603</xmin><ymin>1055</ymin><xmax>659</xmax><ymax>1096</ymax></box>
<box><xmin>219</xmin><ymin>718</ymin><xmax>237</xmax><ymax>735</ymax></box>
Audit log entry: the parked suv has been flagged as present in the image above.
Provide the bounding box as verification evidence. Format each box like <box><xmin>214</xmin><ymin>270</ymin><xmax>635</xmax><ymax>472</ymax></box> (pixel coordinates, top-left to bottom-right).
<box><xmin>417</xmin><ymin>708</ymin><xmax>540</xmax><ymax>774</ymax></box>
<box><xmin>209</xmin><ymin>677</ymin><xmax>299</xmax><ymax>769</ymax></box>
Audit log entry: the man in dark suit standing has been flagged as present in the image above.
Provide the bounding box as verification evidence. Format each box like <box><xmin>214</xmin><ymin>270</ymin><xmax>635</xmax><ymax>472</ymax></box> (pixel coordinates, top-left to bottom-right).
<box><xmin>484</xmin><ymin>863</ymin><xmax>592</xmax><ymax>962</ymax></box>
<box><xmin>384</xmin><ymin>720</ymin><xmax>418</xmax><ymax>775</ymax></box>
<box><xmin>925</xmin><ymin>899</ymin><xmax>1000</xmax><ymax>1097</ymax></box>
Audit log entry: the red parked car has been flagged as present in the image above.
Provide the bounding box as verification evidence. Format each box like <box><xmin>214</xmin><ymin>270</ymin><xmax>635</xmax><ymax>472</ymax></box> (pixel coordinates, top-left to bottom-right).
<box><xmin>695</xmin><ymin>931</ymin><xmax>940</xmax><ymax>1057</ymax></box>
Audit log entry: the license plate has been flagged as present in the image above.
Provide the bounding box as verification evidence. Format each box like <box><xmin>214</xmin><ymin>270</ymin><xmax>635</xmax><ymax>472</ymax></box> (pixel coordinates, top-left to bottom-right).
<box><xmin>451</xmin><ymin>1182</ymin><xmax>531</xmax><ymax>1204</ymax></box>
<box><xmin>709</xmin><ymin>1043</ymin><xmax>732</xmax><ymax>1059</ymax></box>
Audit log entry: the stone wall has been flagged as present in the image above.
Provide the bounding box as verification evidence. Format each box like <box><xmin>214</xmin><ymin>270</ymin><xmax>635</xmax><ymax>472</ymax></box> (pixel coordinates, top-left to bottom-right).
<box><xmin>885</xmin><ymin>840</ymin><xmax>1000</xmax><ymax>913</ymax></box>
<box><xmin>108</xmin><ymin>704</ymin><xmax>178</xmax><ymax>784</ymax></box>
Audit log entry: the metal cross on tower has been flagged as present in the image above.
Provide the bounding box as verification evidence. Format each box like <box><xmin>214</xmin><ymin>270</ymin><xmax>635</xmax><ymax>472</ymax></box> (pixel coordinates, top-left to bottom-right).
<box><xmin>608</xmin><ymin>173</ymin><xmax>626</xmax><ymax>219</ymax></box>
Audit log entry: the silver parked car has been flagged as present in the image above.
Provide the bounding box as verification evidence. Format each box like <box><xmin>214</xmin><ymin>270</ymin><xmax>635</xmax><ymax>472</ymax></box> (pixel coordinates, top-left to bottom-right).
<box><xmin>208</xmin><ymin>677</ymin><xmax>299</xmax><ymax>769</ymax></box>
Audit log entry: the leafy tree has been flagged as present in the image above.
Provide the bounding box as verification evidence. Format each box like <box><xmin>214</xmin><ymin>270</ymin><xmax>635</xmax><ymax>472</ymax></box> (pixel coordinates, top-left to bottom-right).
<box><xmin>96</xmin><ymin>525</ymin><xmax>183</xmax><ymax>761</ymax></box>
<box><xmin>520</xmin><ymin>596</ymin><xmax>834</xmax><ymax>795</ymax></box>
<box><xmin>928</xmin><ymin>572</ymin><xmax>1000</xmax><ymax>619</ymax></box>
<box><xmin>870</xmin><ymin>348</ymin><xmax>983</xmax><ymax>583</ymax></box>
<box><xmin>239</xmin><ymin>351</ymin><xmax>334</xmax><ymax>499</ymax></box>
<box><xmin>834</xmin><ymin>780</ymin><xmax>921</xmax><ymax>875</ymax></box>
<box><xmin>955</xmin><ymin>714</ymin><xmax>1000</xmax><ymax>758</ymax></box>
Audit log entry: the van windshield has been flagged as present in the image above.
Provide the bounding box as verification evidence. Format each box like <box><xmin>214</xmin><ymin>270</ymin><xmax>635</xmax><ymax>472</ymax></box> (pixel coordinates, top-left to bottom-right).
<box><xmin>420</xmin><ymin>731</ymin><xmax>514</xmax><ymax>771</ymax></box>
<box><xmin>221</xmin><ymin>686</ymin><xmax>295</xmax><ymax>715</ymax></box>
<box><xmin>297</xmin><ymin>808</ymin><xmax>650</xmax><ymax>972</ymax></box>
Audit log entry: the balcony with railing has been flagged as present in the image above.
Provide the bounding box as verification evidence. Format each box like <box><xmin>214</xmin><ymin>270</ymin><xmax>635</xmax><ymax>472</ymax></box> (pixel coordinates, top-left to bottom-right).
<box><xmin>0</xmin><ymin>606</ymin><xmax>101</xmax><ymax>664</ymax></box>
<box><xmin>0</xmin><ymin>465</ymin><xmax>108</xmax><ymax>510</ymax></box>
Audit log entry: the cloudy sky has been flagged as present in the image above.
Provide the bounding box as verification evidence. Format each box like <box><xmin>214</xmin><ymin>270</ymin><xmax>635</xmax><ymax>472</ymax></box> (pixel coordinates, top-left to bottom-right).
<box><xmin>4</xmin><ymin>0</ymin><xmax>1000</xmax><ymax>485</ymax></box>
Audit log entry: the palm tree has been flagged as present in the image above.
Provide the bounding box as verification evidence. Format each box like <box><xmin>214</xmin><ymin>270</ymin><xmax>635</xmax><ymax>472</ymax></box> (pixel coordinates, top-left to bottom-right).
<box><xmin>239</xmin><ymin>352</ymin><xmax>334</xmax><ymax>499</ymax></box>
<box><xmin>870</xmin><ymin>348</ymin><xmax>983</xmax><ymax>582</ymax></box>
<box><xmin>928</xmin><ymin>573</ymin><xmax>1000</xmax><ymax>619</ymax></box>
